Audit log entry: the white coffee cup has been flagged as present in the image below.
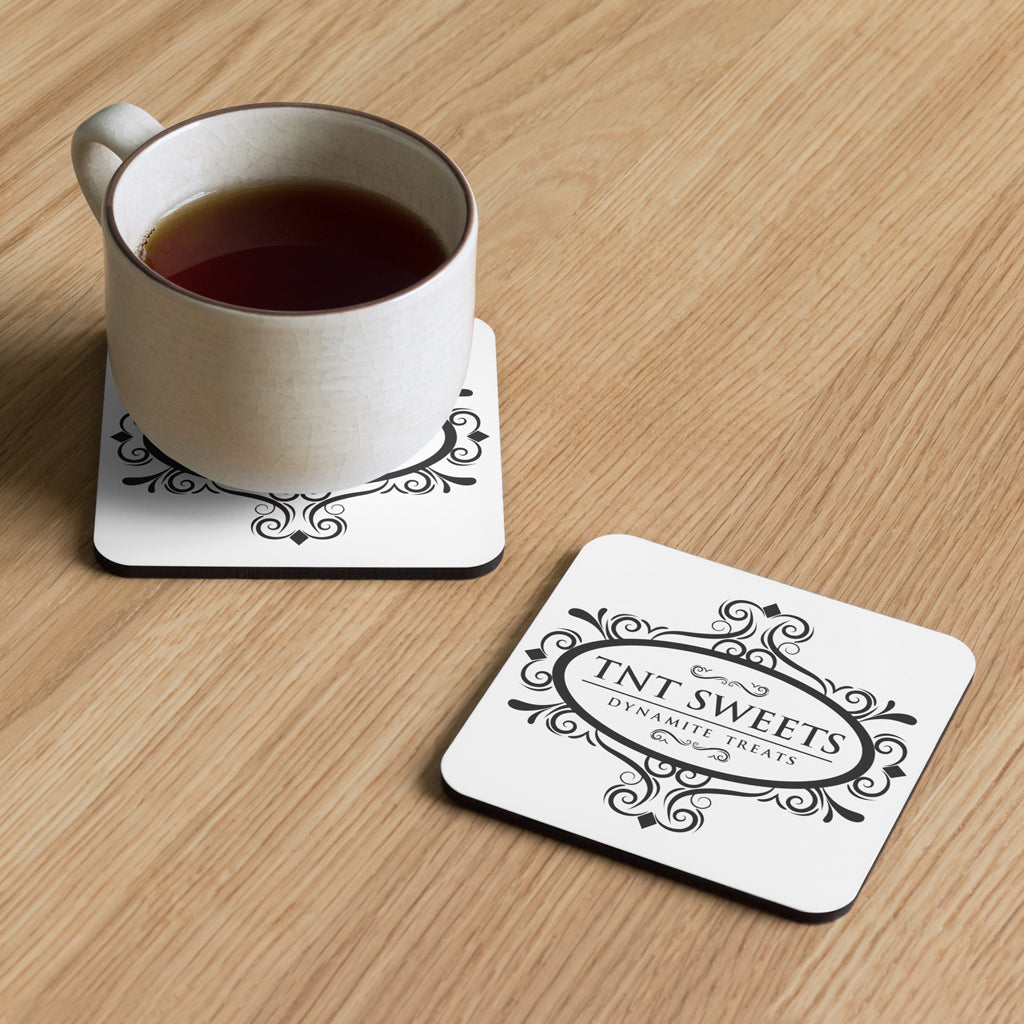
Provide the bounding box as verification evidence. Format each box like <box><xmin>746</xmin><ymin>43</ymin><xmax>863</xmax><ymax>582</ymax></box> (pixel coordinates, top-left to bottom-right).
<box><xmin>72</xmin><ymin>102</ymin><xmax>477</xmax><ymax>493</ymax></box>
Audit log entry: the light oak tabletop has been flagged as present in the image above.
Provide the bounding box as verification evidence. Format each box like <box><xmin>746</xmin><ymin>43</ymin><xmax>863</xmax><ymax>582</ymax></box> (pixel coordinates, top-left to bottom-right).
<box><xmin>3</xmin><ymin>0</ymin><xmax>1023</xmax><ymax>1020</ymax></box>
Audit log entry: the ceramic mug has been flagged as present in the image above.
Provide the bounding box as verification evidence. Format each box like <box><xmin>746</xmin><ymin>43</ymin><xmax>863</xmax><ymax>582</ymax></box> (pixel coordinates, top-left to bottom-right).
<box><xmin>71</xmin><ymin>102</ymin><xmax>477</xmax><ymax>493</ymax></box>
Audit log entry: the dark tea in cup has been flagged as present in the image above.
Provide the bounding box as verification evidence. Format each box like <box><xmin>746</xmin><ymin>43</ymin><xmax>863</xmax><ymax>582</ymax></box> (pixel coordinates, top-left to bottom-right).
<box><xmin>139</xmin><ymin>180</ymin><xmax>448</xmax><ymax>311</ymax></box>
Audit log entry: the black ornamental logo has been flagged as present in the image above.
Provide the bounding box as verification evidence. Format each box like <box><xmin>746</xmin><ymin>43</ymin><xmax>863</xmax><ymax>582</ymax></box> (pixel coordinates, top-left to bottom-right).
<box><xmin>511</xmin><ymin>601</ymin><xmax>916</xmax><ymax>833</ymax></box>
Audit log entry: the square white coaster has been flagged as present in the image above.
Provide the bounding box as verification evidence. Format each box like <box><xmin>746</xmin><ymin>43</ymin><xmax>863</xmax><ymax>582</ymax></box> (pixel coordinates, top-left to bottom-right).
<box><xmin>442</xmin><ymin>535</ymin><xmax>975</xmax><ymax>921</ymax></box>
<box><xmin>94</xmin><ymin>319</ymin><xmax>504</xmax><ymax>578</ymax></box>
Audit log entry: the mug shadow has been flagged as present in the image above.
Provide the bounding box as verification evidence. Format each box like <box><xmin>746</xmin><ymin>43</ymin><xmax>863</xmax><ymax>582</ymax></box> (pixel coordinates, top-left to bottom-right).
<box><xmin>1</xmin><ymin>325</ymin><xmax>108</xmax><ymax>568</ymax></box>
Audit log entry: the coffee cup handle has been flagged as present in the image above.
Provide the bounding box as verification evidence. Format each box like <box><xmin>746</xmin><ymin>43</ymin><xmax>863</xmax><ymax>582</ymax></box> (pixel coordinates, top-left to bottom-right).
<box><xmin>72</xmin><ymin>103</ymin><xmax>165</xmax><ymax>222</ymax></box>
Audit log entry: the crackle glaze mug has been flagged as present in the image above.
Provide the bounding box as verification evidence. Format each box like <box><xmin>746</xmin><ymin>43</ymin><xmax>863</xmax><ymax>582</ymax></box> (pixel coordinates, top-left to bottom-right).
<box><xmin>71</xmin><ymin>102</ymin><xmax>477</xmax><ymax>493</ymax></box>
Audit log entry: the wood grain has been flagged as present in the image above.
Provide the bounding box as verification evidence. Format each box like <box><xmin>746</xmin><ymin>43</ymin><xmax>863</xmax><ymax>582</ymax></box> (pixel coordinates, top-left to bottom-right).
<box><xmin>3</xmin><ymin>0</ymin><xmax>1024</xmax><ymax>1020</ymax></box>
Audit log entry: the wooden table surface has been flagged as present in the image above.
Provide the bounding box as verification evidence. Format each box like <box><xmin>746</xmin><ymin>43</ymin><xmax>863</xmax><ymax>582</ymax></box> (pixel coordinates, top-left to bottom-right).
<box><xmin>4</xmin><ymin>0</ymin><xmax>1024</xmax><ymax>1020</ymax></box>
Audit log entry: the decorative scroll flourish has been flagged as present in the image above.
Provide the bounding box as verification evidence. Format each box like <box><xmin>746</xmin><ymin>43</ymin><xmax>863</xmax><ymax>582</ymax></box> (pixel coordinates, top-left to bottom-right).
<box><xmin>690</xmin><ymin>664</ymin><xmax>769</xmax><ymax>698</ymax></box>
<box><xmin>650</xmin><ymin>729</ymin><xmax>730</xmax><ymax>762</ymax></box>
<box><xmin>110</xmin><ymin>389</ymin><xmax>489</xmax><ymax>543</ymax></box>
<box><xmin>508</xmin><ymin>600</ymin><xmax>918</xmax><ymax>835</ymax></box>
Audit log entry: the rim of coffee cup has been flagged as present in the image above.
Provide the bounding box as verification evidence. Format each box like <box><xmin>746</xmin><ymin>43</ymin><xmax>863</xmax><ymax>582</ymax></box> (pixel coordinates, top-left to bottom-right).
<box><xmin>102</xmin><ymin>102</ymin><xmax>477</xmax><ymax>317</ymax></box>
